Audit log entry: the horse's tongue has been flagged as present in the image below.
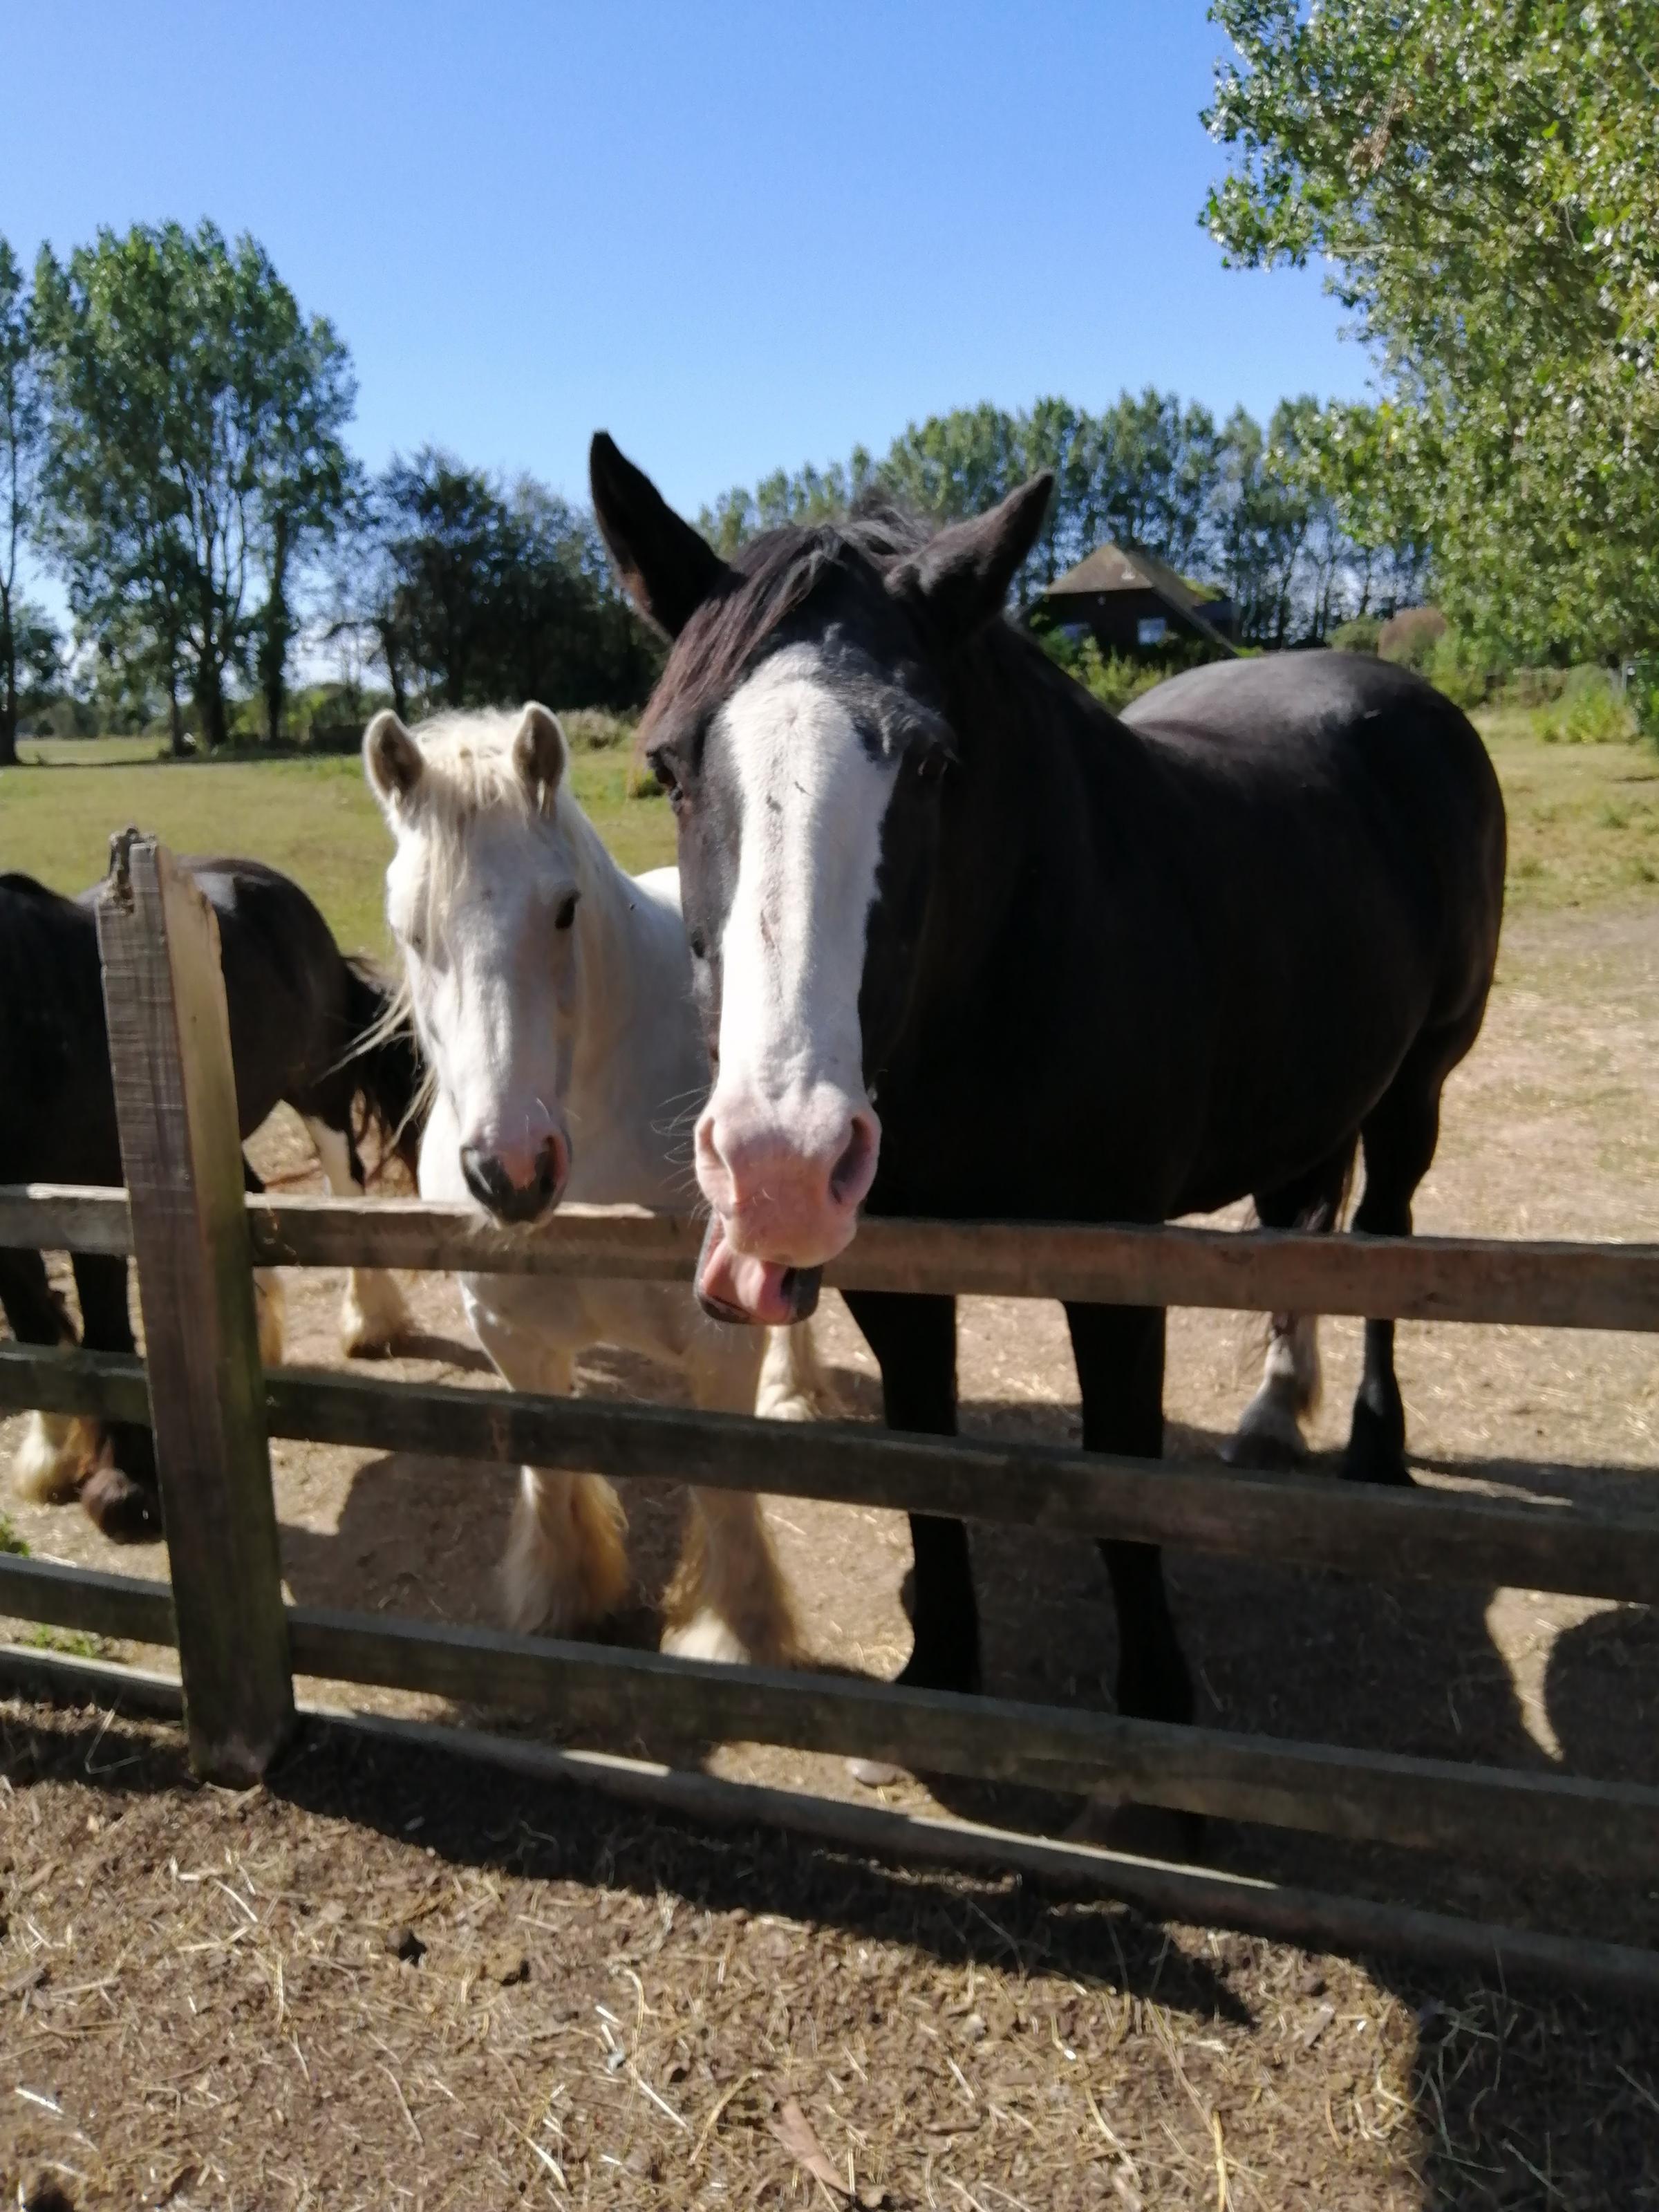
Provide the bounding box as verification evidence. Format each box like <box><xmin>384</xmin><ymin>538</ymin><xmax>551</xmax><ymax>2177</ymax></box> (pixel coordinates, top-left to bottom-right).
<box><xmin>696</xmin><ymin>1217</ymin><xmax>819</xmax><ymax>1326</ymax></box>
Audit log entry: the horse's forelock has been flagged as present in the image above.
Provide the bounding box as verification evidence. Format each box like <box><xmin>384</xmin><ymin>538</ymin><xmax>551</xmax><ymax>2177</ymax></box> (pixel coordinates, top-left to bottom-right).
<box><xmin>640</xmin><ymin>505</ymin><xmax>932</xmax><ymax>744</ymax></box>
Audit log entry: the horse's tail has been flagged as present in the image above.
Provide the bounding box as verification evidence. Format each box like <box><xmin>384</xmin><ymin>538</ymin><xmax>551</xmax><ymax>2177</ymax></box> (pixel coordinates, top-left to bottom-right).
<box><xmin>338</xmin><ymin>957</ymin><xmax>430</xmax><ymax>1183</ymax></box>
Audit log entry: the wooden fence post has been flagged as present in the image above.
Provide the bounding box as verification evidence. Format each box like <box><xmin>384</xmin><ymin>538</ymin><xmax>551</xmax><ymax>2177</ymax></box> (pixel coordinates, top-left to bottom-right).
<box><xmin>96</xmin><ymin>832</ymin><xmax>293</xmax><ymax>1783</ymax></box>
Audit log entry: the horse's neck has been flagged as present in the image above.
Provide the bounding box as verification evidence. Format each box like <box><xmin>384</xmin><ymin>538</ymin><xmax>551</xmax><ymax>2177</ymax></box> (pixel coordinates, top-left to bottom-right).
<box><xmin>563</xmin><ymin>809</ymin><xmax>700</xmax><ymax>1162</ymax></box>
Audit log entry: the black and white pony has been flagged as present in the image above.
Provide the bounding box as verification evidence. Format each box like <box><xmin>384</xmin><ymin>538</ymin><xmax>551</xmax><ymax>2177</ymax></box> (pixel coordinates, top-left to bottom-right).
<box><xmin>1</xmin><ymin>858</ymin><xmax>422</xmax><ymax>1539</ymax></box>
<box><xmin>589</xmin><ymin>434</ymin><xmax>1506</xmax><ymax>1733</ymax></box>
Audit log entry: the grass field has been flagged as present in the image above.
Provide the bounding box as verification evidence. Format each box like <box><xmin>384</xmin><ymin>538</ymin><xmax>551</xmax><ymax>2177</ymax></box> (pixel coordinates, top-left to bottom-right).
<box><xmin>0</xmin><ymin>735</ymin><xmax>675</xmax><ymax>954</ymax></box>
<box><xmin>1</xmin><ymin>711</ymin><xmax>1655</xmax><ymax>956</ymax></box>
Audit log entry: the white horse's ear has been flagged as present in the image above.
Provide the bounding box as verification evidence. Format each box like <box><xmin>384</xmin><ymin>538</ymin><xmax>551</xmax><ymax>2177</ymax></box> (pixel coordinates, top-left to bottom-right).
<box><xmin>364</xmin><ymin>711</ymin><xmax>424</xmax><ymax>811</ymax></box>
<box><xmin>513</xmin><ymin>703</ymin><xmax>568</xmax><ymax>816</ymax></box>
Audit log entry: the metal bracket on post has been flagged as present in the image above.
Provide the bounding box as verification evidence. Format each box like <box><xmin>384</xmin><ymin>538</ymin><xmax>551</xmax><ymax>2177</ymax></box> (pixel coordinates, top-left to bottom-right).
<box><xmin>96</xmin><ymin>831</ymin><xmax>294</xmax><ymax>1783</ymax></box>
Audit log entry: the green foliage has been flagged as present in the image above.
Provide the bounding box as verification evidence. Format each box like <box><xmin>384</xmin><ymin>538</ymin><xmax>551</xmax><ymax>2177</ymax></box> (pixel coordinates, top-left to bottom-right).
<box><xmin>1378</xmin><ymin>607</ymin><xmax>1447</xmax><ymax>673</ymax></box>
<box><xmin>0</xmin><ymin>1512</ymin><xmax>28</xmax><ymax>1555</ymax></box>
<box><xmin>1535</xmin><ymin>668</ymin><xmax>1638</xmax><ymax>747</ymax></box>
<box><xmin>33</xmin><ymin>219</ymin><xmax>355</xmax><ymax>750</ymax></box>
<box><xmin>699</xmin><ymin>387</ymin><xmax>1425</xmax><ymax>646</ymax></box>
<box><xmin>337</xmin><ymin>449</ymin><xmax>659</xmax><ymax>718</ymax></box>
<box><xmin>1629</xmin><ymin>657</ymin><xmax>1659</xmax><ymax>746</ymax></box>
<box><xmin>1425</xmin><ymin>628</ymin><xmax>1494</xmax><ymax>711</ymax></box>
<box><xmin>1207</xmin><ymin>1</ymin><xmax>1659</xmax><ymax>663</ymax></box>
<box><xmin>1331</xmin><ymin>617</ymin><xmax>1382</xmax><ymax>655</ymax></box>
<box><xmin>559</xmin><ymin>707</ymin><xmax>635</xmax><ymax>752</ymax></box>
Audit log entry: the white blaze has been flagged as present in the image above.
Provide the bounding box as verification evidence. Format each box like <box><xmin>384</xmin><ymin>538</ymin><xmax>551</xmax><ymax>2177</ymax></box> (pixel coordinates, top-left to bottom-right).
<box><xmin>711</xmin><ymin>645</ymin><xmax>898</xmax><ymax>1151</ymax></box>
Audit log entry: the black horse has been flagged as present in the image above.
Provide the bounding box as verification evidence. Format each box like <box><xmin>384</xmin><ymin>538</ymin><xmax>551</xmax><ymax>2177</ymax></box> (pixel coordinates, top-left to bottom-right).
<box><xmin>590</xmin><ymin>434</ymin><xmax>1506</xmax><ymax>1732</ymax></box>
<box><xmin>1</xmin><ymin>856</ymin><xmax>423</xmax><ymax>1540</ymax></box>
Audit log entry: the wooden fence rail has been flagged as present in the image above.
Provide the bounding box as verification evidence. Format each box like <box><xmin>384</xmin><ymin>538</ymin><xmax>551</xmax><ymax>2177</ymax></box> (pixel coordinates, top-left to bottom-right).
<box><xmin>2</xmin><ymin>830</ymin><xmax>1658</xmax><ymax>1990</ymax></box>
<box><xmin>5</xmin><ymin>1182</ymin><xmax>1659</xmax><ymax>1332</ymax></box>
<box><xmin>6</xmin><ymin>1340</ymin><xmax>1659</xmax><ymax>1609</ymax></box>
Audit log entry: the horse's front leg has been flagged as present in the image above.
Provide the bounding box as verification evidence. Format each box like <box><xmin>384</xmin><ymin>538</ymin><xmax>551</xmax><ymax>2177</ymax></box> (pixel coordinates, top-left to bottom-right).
<box><xmin>71</xmin><ymin>1253</ymin><xmax>163</xmax><ymax>1541</ymax></box>
<box><xmin>302</xmin><ymin>1114</ymin><xmax>411</xmax><ymax>1357</ymax></box>
<box><xmin>842</xmin><ymin>1289</ymin><xmax>979</xmax><ymax>1694</ymax></box>
<box><xmin>3</xmin><ymin>1247</ymin><xmax>104</xmax><ymax>1508</ymax></box>
<box><xmin>662</xmin><ymin>1341</ymin><xmax>798</xmax><ymax>1667</ymax></box>
<box><xmin>467</xmin><ymin>1306</ymin><xmax>629</xmax><ymax>1638</ymax></box>
<box><xmin>1063</xmin><ymin>1300</ymin><xmax>1192</xmax><ymax>1727</ymax></box>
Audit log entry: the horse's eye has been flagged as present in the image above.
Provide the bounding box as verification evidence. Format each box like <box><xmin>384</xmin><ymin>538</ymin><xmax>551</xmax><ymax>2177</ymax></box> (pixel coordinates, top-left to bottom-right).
<box><xmin>688</xmin><ymin>928</ymin><xmax>708</xmax><ymax>960</ymax></box>
<box><xmin>653</xmin><ymin>754</ymin><xmax>684</xmax><ymax>807</ymax></box>
<box><xmin>554</xmin><ymin>892</ymin><xmax>579</xmax><ymax>932</ymax></box>
<box><xmin>916</xmin><ymin>744</ymin><xmax>949</xmax><ymax>786</ymax></box>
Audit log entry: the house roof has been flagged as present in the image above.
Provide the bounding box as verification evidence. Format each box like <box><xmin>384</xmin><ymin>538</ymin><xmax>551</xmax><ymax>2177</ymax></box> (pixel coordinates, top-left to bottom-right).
<box><xmin>1038</xmin><ymin>541</ymin><xmax>1238</xmax><ymax>655</ymax></box>
<box><xmin>1043</xmin><ymin>541</ymin><xmax>1212</xmax><ymax>615</ymax></box>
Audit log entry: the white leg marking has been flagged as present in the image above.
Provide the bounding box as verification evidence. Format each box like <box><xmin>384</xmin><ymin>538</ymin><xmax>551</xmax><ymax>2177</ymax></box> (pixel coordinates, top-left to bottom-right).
<box><xmin>662</xmin><ymin>1360</ymin><xmax>799</xmax><ymax>1666</ymax></box>
<box><xmin>1226</xmin><ymin>1314</ymin><xmax>1322</xmax><ymax>1465</ymax></box>
<box><xmin>305</xmin><ymin>1114</ymin><xmax>411</xmax><ymax>1356</ymax></box>
<box><xmin>11</xmin><ymin>1410</ymin><xmax>100</xmax><ymax>1502</ymax></box>
<box><xmin>502</xmin><ymin>1468</ymin><xmax>630</xmax><ymax>1636</ymax></box>
<box><xmin>753</xmin><ymin>1318</ymin><xmax>828</xmax><ymax>1423</ymax></box>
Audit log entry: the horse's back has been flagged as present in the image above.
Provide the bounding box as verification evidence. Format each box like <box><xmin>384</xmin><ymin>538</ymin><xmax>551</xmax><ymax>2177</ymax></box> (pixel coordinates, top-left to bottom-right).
<box><xmin>1114</xmin><ymin>651</ymin><xmax>1504</xmax><ymax>1206</ymax></box>
<box><xmin>0</xmin><ymin>876</ymin><xmax>117</xmax><ymax>1178</ymax></box>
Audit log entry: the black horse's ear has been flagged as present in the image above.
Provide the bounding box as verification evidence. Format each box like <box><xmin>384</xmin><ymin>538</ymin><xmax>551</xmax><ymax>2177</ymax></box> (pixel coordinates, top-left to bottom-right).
<box><xmin>886</xmin><ymin>473</ymin><xmax>1054</xmax><ymax>643</ymax></box>
<box><xmin>364</xmin><ymin>710</ymin><xmax>424</xmax><ymax>809</ymax></box>
<box><xmin>512</xmin><ymin>702</ymin><xmax>567</xmax><ymax>816</ymax></box>
<box><xmin>590</xmin><ymin>431</ymin><xmax>732</xmax><ymax>638</ymax></box>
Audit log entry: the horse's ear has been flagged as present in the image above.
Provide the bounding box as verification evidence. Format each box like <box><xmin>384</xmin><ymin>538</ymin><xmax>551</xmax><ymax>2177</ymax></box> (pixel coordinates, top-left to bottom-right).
<box><xmin>513</xmin><ymin>703</ymin><xmax>567</xmax><ymax>816</ymax></box>
<box><xmin>364</xmin><ymin>711</ymin><xmax>424</xmax><ymax>812</ymax></box>
<box><xmin>590</xmin><ymin>431</ymin><xmax>732</xmax><ymax>638</ymax></box>
<box><xmin>886</xmin><ymin>473</ymin><xmax>1054</xmax><ymax>643</ymax></box>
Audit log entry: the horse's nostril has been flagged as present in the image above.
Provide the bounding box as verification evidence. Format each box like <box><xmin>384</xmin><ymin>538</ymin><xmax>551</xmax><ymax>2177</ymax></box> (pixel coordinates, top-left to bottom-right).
<box><xmin>829</xmin><ymin>1114</ymin><xmax>877</xmax><ymax>1208</ymax></box>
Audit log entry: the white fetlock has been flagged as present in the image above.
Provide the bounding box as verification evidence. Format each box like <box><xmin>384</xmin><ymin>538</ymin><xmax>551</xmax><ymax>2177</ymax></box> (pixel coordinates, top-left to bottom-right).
<box><xmin>10</xmin><ymin>1410</ymin><xmax>97</xmax><ymax>1503</ymax></box>
<box><xmin>660</xmin><ymin>1608</ymin><xmax>751</xmax><ymax>1665</ymax></box>
<box><xmin>254</xmin><ymin>1269</ymin><xmax>288</xmax><ymax>1367</ymax></box>
<box><xmin>1223</xmin><ymin>1384</ymin><xmax>1309</xmax><ymax>1466</ymax></box>
<box><xmin>339</xmin><ymin>1267</ymin><xmax>411</xmax><ymax>1358</ymax></box>
<box><xmin>753</xmin><ymin>1321</ymin><xmax>827</xmax><ymax>1423</ymax></box>
<box><xmin>499</xmin><ymin>1470</ymin><xmax>630</xmax><ymax>1636</ymax></box>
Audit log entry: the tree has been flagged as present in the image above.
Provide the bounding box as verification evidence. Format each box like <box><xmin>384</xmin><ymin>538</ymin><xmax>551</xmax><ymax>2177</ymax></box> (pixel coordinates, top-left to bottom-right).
<box><xmin>696</xmin><ymin>389</ymin><xmax>1423</xmax><ymax>642</ymax></box>
<box><xmin>0</xmin><ymin>236</ymin><xmax>47</xmax><ymax>767</ymax></box>
<box><xmin>1206</xmin><ymin>1</ymin><xmax>1659</xmax><ymax>659</ymax></box>
<box><xmin>34</xmin><ymin>221</ymin><xmax>354</xmax><ymax>750</ymax></box>
<box><xmin>345</xmin><ymin>448</ymin><xmax>659</xmax><ymax>715</ymax></box>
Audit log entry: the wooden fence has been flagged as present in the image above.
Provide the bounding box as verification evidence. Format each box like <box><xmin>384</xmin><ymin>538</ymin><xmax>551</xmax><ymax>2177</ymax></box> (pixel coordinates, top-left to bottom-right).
<box><xmin>2</xmin><ymin>833</ymin><xmax>1658</xmax><ymax>1997</ymax></box>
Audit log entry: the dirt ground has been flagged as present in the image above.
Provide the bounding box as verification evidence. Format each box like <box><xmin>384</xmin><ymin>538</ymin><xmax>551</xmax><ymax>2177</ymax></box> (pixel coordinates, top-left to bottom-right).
<box><xmin>3</xmin><ymin>904</ymin><xmax>1659</xmax><ymax>2205</ymax></box>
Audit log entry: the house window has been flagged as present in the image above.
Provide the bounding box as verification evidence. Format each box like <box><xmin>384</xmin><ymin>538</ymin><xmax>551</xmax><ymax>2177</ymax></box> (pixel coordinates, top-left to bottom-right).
<box><xmin>1136</xmin><ymin>615</ymin><xmax>1168</xmax><ymax>648</ymax></box>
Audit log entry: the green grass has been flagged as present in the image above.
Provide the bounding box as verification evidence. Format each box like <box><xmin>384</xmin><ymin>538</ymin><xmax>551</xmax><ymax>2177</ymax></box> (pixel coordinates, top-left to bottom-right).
<box><xmin>4</xmin><ymin>715</ymin><xmax>1653</xmax><ymax>947</ymax></box>
<box><xmin>1472</xmin><ymin>707</ymin><xmax>1659</xmax><ymax>912</ymax></box>
<box><xmin>0</xmin><ymin>735</ymin><xmax>675</xmax><ymax>955</ymax></box>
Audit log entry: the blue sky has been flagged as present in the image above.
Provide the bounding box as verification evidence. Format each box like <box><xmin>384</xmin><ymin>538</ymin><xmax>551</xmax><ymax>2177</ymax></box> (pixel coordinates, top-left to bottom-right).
<box><xmin>7</xmin><ymin>1</ymin><xmax>1368</xmax><ymax>527</ymax></box>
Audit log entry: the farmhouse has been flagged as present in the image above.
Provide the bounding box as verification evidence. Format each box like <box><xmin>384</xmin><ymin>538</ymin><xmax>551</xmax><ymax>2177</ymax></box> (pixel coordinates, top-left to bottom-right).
<box><xmin>1034</xmin><ymin>540</ymin><xmax>1239</xmax><ymax>657</ymax></box>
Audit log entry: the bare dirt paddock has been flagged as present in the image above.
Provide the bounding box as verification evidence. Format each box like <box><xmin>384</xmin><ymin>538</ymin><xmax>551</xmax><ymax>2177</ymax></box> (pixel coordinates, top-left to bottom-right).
<box><xmin>4</xmin><ymin>904</ymin><xmax>1659</xmax><ymax>2206</ymax></box>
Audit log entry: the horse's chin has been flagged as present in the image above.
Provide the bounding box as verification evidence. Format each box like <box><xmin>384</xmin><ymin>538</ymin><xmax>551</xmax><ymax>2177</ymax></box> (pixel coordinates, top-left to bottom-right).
<box><xmin>696</xmin><ymin>1216</ymin><xmax>823</xmax><ymax>1327</ymax></box>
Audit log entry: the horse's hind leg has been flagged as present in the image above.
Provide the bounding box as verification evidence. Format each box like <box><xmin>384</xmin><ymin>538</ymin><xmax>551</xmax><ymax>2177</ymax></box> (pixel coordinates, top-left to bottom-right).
<box><xmin>661</xmin><ymin>1348</ymin><xmax>798</xmax><ymax>1667</ymax></box>
<box><xmin>1344</xmin><ymin>1048</ymin><xmax>1458</xmax><ymax>1487</ymax></box>
<box><xmin>2</xmin><ymin>1248</ymin><xmax>102</xmax><ymax>1504</ymax></box>
<box><xmin>302</xmin><ymin>1114</ymin><xmax>411</xmax><ymax>1356</ymax></box>
<box><xmin>1225</xmin><ymin>1143</ymin><xmax>1356</xmax><ymax>1470</ymax></box>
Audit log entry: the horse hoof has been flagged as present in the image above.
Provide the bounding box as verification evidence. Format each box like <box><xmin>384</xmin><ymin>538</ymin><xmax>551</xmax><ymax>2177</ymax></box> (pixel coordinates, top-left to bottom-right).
<box><xmin>1065</xmin><ymin>1795</ymin><xmax>1206</xmax><ymax>1862</ymax></box>
<box><xmin>1221</xmin><ymin>1423</ymin><xmax>1306</xmax><ymax>1472</ymax></box>
<box><xmin>80</xmin><ymin>1463</ymin><xmax>162</xmax><ymax>1542</ymax></box>
<box><xmin>1342</xmin><ymin>1452</ymin><xmax>1414</xmax><ymax>1488</ymax></box>
<box><xmin>896</xmin><ymin>1647</ymin><xmax>982</xmax><ymax>1698</ymax></box>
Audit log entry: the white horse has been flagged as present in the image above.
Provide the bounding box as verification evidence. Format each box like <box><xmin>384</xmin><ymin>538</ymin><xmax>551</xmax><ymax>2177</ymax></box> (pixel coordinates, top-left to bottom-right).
<box><xmin>364</xmin><ymin>701</ymin><xmax>823</xmax><ymax>1663</ymax></box>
